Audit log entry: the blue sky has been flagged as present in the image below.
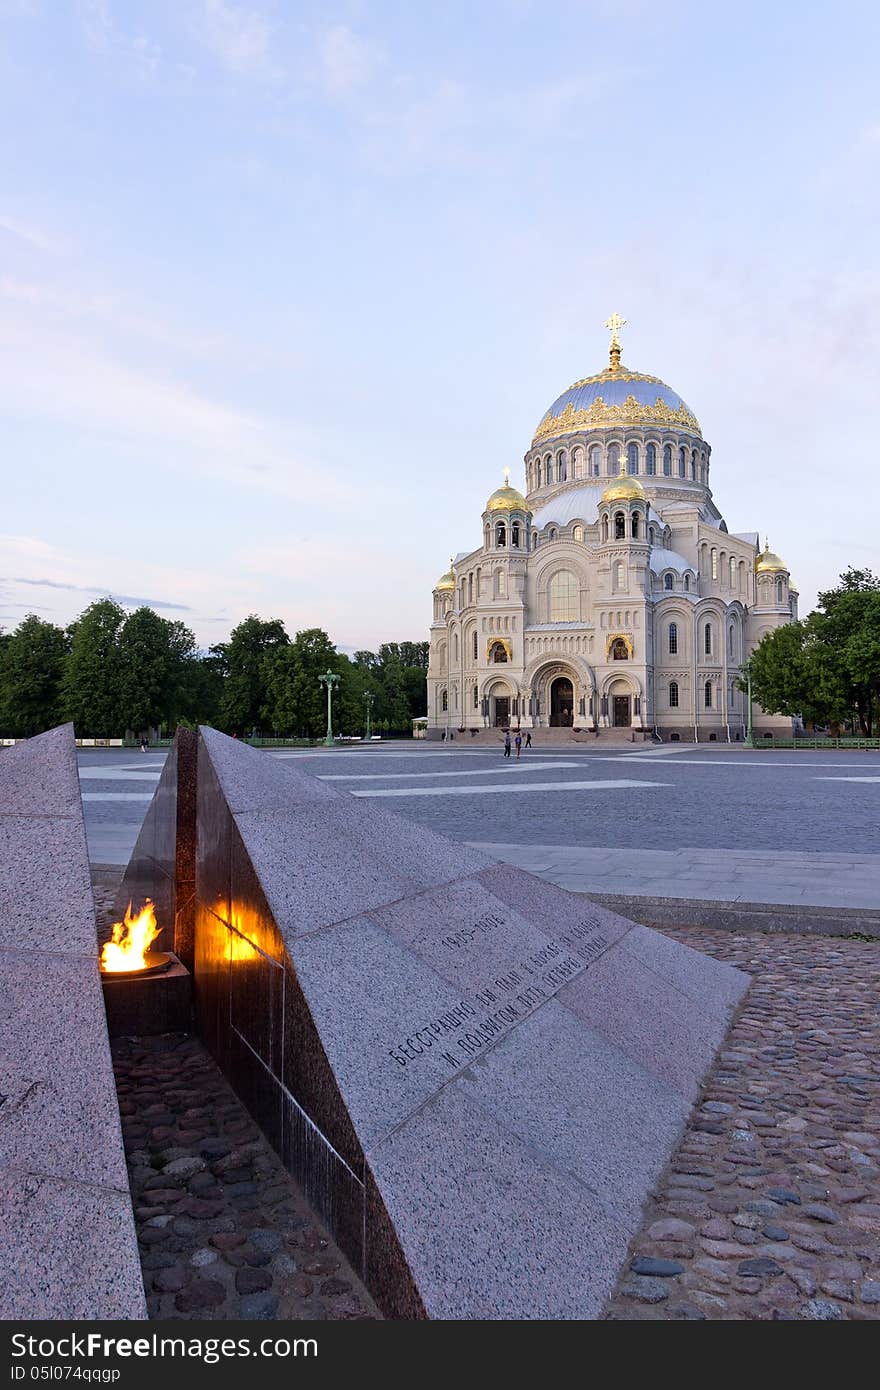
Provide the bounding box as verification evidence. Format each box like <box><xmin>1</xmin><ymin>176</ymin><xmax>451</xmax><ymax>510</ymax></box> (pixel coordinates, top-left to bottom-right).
<box><xmin>1</xmin><ymin>0</ymin><xmax>878</xmax><ymax>649</ymax></box>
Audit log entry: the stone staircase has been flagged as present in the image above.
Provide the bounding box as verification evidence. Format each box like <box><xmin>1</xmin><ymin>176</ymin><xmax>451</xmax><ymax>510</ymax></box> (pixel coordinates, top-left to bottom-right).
<box><xmin>439</xmin><ymin>727</ymin><xmax>652</xmax><ymax>747</ymax></box>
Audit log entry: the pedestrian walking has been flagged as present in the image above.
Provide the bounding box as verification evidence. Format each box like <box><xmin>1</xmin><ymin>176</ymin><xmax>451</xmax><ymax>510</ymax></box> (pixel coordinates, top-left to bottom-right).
<box><xmin>525</xmin><ymin>731</ymin><xmax>532</xmax><ymax>748</ymax></box>
<box><xmin>503</xmin><ymin>731</ymin><xmax>511</xmax><ymax>758</ymax></box>
<box><xmin>514</xmin><ymin>732</ymin><xmax>522</xmax><ymax>758</ymax></box>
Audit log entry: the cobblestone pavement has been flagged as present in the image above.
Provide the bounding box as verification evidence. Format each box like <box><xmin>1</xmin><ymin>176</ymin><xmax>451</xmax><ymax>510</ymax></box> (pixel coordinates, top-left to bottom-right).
<box><xmin>113</xmin><ymin>1034</ymin><xmax>380</xmax><ymax>1321</ymax></box>
<box><xmin>605</xmin><ymin>928</ymin><xmax>880</xmax><ymax>1321</ymax></box>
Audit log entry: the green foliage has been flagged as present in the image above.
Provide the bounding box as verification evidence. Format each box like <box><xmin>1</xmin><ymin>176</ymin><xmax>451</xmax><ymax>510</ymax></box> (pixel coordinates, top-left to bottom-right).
<box><xmin>744</xmin><ymin>567</ymin><xmax>880</xmax><ymax>735</ymax></box>
<box><xmin>214</xmin><ymin>615</ymin><xmax>289</xmax><ymax>734</ymax></box>
<box><xmin>0</xmin><ymin>614</ymin><xmax>69</xmax><ymax>736</ymax></box>
<box><xmin>116</xmin><ymin>608</ymin><xmax>198</xmax><ymax>735</ymax></box>
<box><xmin>263</xmin><ymin>628</ymin><xmax>338</xmax><ymax>737</ymax></box>
<box><xmin>61</xmin><ymin>599</ymin><xmax>127</xmax><ymax>737</ymax></box>
<box><xmin>1</xmin><ymin>598</ymin><xmax>428</xmax><ymax>741</ymax></box>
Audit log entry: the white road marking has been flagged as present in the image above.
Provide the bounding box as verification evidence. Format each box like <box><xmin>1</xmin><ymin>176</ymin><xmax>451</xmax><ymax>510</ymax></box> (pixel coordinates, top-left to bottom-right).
<box><xmin>319</xmin><ymin>761</ymin><xmax>581</xmax><ymax>781</ymax></box>
<box><xmin>79</xmin><ymin>768</ymin><xmax>162</xmax><ymax>780</ymax></box>
<box><xmin>81</xmin><ymin>792</ymin><xmax>154</xmax><ymax>801</ymax></box>
<box><xmin>616</xmin><ymin>757</ymin><xmax>880</xmax><ymax>769</ymax></box>
<box><xmin>352</xmin><ymin>779</ymin><xmax>668</xmax><ymax>799</ymax></box>
<box><xmin>814</xmin><ymin>776</ymin><xmax>880</xmax><ymax>783</ymax></box>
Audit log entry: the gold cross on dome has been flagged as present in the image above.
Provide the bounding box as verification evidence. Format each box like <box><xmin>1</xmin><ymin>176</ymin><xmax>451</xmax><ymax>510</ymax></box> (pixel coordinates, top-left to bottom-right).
<box><xmin>604</xmin><ymin>311</ymin><xmax>626</xmax><ymax>348</ymax></box>
<box><xmin>503</xmin><ymin>467</ymin><xmax>511</xmax><ymax>487</ymax></box>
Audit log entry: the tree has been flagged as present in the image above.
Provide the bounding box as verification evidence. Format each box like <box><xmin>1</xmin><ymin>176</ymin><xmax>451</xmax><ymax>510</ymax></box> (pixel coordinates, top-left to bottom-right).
<box><xmin>62</xmin><ymin>598</ymin><xmax>126</xmax><ymax>736</ymax></box>
<box><xmin>0</xmin><ymin>614</ymin><xmax>69</xmax><ymax>736</ymax></box>
<box><xmin>744</xmin><ymin>567</ymin><xmax>880</xmax><ymax>735</ymax></box>
<box><xmin>263</xmin><ymin>628</ymin><xmax>339</xmax><ymax>737</ymax></box>
<box><xmin>215</xmin><ymin>615</ymin><xmax>289</xmax><ymax>733</ymax></box>
<box><xmin>116</xmin><ymin>608</ymin><xmax>197</xmax><ymax>735</ymax></box>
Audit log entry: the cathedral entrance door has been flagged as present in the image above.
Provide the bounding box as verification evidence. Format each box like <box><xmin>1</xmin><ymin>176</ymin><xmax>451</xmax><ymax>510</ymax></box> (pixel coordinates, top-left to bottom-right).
<box><xmin>494</xmin><ymin>697</ymin><xmax>510</xmax><ymax>727</ymax></box>
<box><xmin>613</xmin><ymin>695</ymin><xmax>631</xmax><ymax>728</ymax></box>
<box><xmin>550</xmin><ymin>678</ymin><xmax>574</xmax><ymax>727</ymax></box>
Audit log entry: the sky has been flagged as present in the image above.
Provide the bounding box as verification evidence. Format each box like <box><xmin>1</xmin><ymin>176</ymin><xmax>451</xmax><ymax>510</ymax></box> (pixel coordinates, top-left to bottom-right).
<box><xmin>1</xmin><ymin>0</ymin><xmax>878</xmax><ymax>651</ymax></box>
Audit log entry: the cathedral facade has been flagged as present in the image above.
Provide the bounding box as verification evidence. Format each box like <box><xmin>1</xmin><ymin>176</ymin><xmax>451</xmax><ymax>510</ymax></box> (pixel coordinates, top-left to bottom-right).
<box><xmin>427</xmin><ymin>321</ymin><xmax>797</xmax><ymax>741</ymax></box>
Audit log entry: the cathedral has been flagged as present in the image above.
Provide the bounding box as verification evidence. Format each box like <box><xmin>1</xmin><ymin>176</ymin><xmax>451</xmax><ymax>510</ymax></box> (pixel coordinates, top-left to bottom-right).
<box><xmin>427</xmin><ymin>318</ymin><xmax>797</xmax><ymax>741</ymax></box>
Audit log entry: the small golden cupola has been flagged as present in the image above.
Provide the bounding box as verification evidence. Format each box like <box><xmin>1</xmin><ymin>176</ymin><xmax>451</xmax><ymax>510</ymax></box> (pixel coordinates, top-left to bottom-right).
<box><xmin>602</xmin><ymin>461</ymin><xmax>646</xmax><ymax>504</ymax></box>
<box><xmin>486</xmin><ymin>468</ymin><xmax>529</xmax><ymax>513</ymax></box>
<box><xmin>434</xmin><ymin>557</ymin><xmax>456</xmax><ymax>591</ymax></box>
<box><xmin>755</xmin><ymin>540</ymin><xmax>787</xmax><ymax>574</ymax></box>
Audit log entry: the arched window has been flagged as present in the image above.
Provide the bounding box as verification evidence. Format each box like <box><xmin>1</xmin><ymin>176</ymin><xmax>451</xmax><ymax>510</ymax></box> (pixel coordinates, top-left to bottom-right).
<box><xmin>678</xmin><ymin>447</ymin><xmax>686</xmax><ymax>478</ymax></box>
<box><xmin>664</xmin><ymin>573</ymin><xmax>674</xmax><ymax>591</ymax></box>
<box><xmin>589</xmin><ymin>444</ymin><xmax>601</xmax><ymax>477</ymax></box>
<box><xmin>545</xmin><ymin>454</ymin><xmax>553</xmax><ymax>484</ymax></box>
<box><xmin>776</xmin><ymin>577</ymin><xmax>784</xmax><ymax>603</ymax></box>
<box><xmin>473</xmin><ymin>630</ymin><xmax>478</xmax><ymax>661</ymax></box>
<box><xmin>511</xmin><ymin>522</ymin><xmax>520</xmax><ymax>548</ymax></box>
<box><xmin>535</xmin><ymin>462</ymin><xmax>542</xmax><ymax>488</ymax></box>
<box><xmin>631</xmin><ymin>511</ymin><xmax>639</xmax><ymax>538</ymax></box>
<box><xmin>684</xmin><ymin>573</ymin><xmax>690</xmax><ymax>591</ymax></box>
<box><xmin>532</xmin><ymin>531</ymin><xmax>538</xmax><ymax>550</ymax></box>
<box><xmin>549</xmin><ymin>527</ymin><xmax>557</xmax><ymax>541</ymax></box>
<box><xmin>548</xmin><ymin>570</ymin><xmax>578</xmax><ymax>622</ymax></box>
<box><xmin>669</xmin><ymin>681</ymin><xmax>679</xmax><ymax>708</ymax></box>
<box><xmin>730</xmin><ymin>556</ymin><xmax>736</xmax><ymax>588</ymax></box>
<box><xmin>704</xmin><ymin>680</ymin><xmax>712</xmax><ymax>708</ymax></box>
<box><xmin>601</xmin><ymin>515</ymin><xmax>609</xmax><ymax>541</ymax></box>
<box><xmin>663</xmin><ymin>444</ymin><xmax>672</xmax><ymax>476</ymax></box>
<box><xmin>454</xmin><ymin>633</ymin><xmax>459</xmax><ymax>660</ymax></box>
<box><xmin>711</xmin><ymin>548</ymin><xmax>718</xmax><ymax>580</ymax></box>
<box><xmin>441</xmin><ymin>689</ymin><xmax>448</xmax><ymax>712</ymax></box>
<box><xmin>614</xmin><ymin>561</ymin><xmax>625</xmax><ymax>590</ymax></box>
<box><xmin>614</xmin><ymin>511</ymin><xmax>626</xmax><ymax>539</ymax></box>
<box><xmin>691</xmin><ymin>449</ymin><xmax>697</xmax><ymax>480</ymax></box>
<box><xmin>607</xmin><ymin>444</ymin><xmax>620</xmax><ymax>476</ymax></box>
<box><xmin>649</xmin><ymin>526</ymin><xmax>655</xmax><ymax>544</ymax></box>
<box><xmin>572</xmin><ymin>447</ymin><xmax>583</xmax><ymax>478</ymax></box>
<box><xmin>627</xmin><ymin>443</ymin><xmax>639</xmax><ymax>474</ymax></box>
<box><xmin>496</xmin><ymin>522</ymin><xmax>506</xmax><ymax>547</ymax></box>
<box><xmin>489</xmin><ymin>641</ymin><xmax>508</xmax><ymax>663</ymax></box>
<box><xmin>646</xmin><ymin>443</ymin><xmax>656</xmax><ymax>475</ymax></box>
<box><xmin>557</xmin><ymin>450</ymin><xmax>567</xmax><ymax>482</ymax></box>
<box><xmin>668</xmin><ymin>622</ymin><xmax>678</xmax><ymax>654</ymax></box>
<box><xmin>728</xmin><ymin>624</ymin><xmax>735</xmax><ymax>657</ymax></box>
<box><xmin>495</xmin><ymin>569</ymin><xmax>507</xmax><ymax>599</ymax></box>
<box><xmin>704</xmin><ymin>622</ymin><xmax>713</xmax><ymax>655</ymax></box>
<box><xmin>573</xmin><ymin>525</ymin><xmax>583</xmax><ymax>542</ymax></box>
<box><xmin>473</xmin><ymin>685</ymin><xmax>479</xmax><ymax>708</ymax></box>
<box><xmin>611</xmin><ymin>638</ymin><xmax>628</xmax><ymax>661</ymax></box>
<box><xmin>468</xmin><ymin>574</ymin><xmax>473</xmax><ymax>604</ymax></box>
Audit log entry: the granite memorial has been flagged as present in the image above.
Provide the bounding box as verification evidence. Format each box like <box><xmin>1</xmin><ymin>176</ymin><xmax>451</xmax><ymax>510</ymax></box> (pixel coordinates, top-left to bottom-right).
<box><xmin>182</xmin><ymin>727</ymin><xmax>748</xmax><ymax>1318</ymax></box>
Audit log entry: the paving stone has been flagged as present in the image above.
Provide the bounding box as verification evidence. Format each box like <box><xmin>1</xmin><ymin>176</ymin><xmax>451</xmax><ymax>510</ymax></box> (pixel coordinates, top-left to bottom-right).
<box><xmin>239</xmin><ymin>1293</ymin><xmax>280</xmax><ymax>1319</ymax></box>
<box><xmin>235</xmin><ymin>1268</ymin><xmax>272</xmax><ymax>1295</ymax></box>
<box><xmin>631</xmin><ymin>1257</ymin><xmax>685</xmax><ymax>1277</ymax></box>
<box><xmin>605</xmin><ymin>928</ymin><xmax>880</xmax><ymax>1323</ymax></box>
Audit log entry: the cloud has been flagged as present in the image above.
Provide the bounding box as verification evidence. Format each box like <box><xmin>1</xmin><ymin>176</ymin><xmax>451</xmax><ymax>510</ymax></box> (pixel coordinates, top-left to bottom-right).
<box><xmin>196</xmin><ymin>0</ymin><xmax>275</xmax><ymax>76</ymax></box>
<box><xmin>8</xmin><ymin>577</ymin><xmax>192</xmax><ymax>611</ymax></box>
<box><xmin>0</xmin><ymin>214</ymin><xmax>65</xmax><ymax>255</ymax></box>
<box><xmin>77</xmin><ymin>0</ymin><xmax>161</xmax><ymax>74</ymax></box>
<box><xmin>319</xmin><ymin>25</ymin><xmax>378</xmax><ymax>96</ymax></box>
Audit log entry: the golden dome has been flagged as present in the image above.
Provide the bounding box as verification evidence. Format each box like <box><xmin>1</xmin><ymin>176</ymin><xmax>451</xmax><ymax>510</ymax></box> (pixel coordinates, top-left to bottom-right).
<box><xmin>602</xmin><ymin>470</ymin><xmax>646</xmax><ymax>503</ymax></box>
<box><xmin>486</xmin><ymin>468</ymin><xmax>528</xmax><ymax>513</ymax></box>
<box><xmin>434</xmin><ymin>561</ymin><xmax>455</xmax><ymax>592</ymax></box>
<box><xmin>755</xmin><ymin>541</ymin><xmax>787</xmax><ymax>574</ymax></box>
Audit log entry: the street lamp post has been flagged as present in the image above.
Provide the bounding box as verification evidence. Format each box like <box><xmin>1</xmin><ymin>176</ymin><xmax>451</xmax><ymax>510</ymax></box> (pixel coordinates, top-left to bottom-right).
<box><xmin>363</xmin><ymin>690</ymin><xmax>375</xmax><ymax>742</ymax></box>
<box><xmin>743</xmin><ymin>664</ymin><xmax>755</xmax><ymax>748</ymax></box>
<box><xmin>318</xmin><ymin>669</ymin><xmax>340</xmax><ymax>747</ymax></box>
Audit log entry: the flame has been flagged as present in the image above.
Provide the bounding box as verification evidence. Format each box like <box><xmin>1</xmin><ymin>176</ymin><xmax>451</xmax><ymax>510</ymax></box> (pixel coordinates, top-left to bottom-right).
<box><xmin>100</xmin><ymin>899</ymin><xmax>162</xmax><ymax>973</ymax></box>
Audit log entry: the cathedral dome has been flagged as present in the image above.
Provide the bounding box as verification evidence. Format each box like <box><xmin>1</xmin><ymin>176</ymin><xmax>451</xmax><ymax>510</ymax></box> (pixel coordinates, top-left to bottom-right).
<box><xmin>755</xmin><ymin>543</ymin><xmax>787</xmax><ymax>574</ymax></box>
<box><xmin>486</xmin><ymin>472</ymin><xmax>528</xmax><ymax>512</ymax></box>
<box><xmin>533</xmin><ymin>365</ymin><xmax>701</xmax><ymax>446</ymax></box>
<box><xmin>434</xmin><ymin>565</ymin><xmax>455</xmax><ymax>591</ymax></box>
<box><xmin>602</xmin><ymin>472</ymin><xmax>646</xmax><ymax>503</ymax></box>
